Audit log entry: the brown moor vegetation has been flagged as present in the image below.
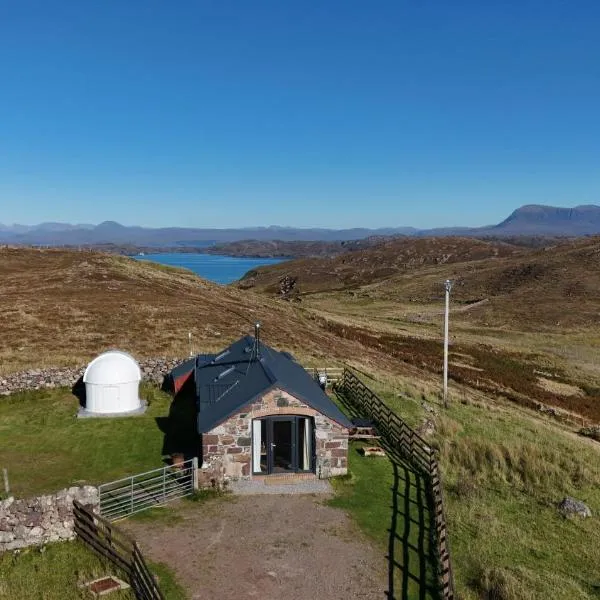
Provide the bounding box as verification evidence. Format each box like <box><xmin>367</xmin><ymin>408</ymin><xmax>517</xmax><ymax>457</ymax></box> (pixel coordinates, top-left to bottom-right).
<box><xmin>0</xmin><ymin>247</ymin><xmax>378</xmax><ymax>374</ymax></box>
<box><xmin>239</xmin><ymin>235</ymin><xmax>600</xmax><ymax>329</ymax></box>
<box><xmin>238</xmin><ymin>236</ymin><xmax>600</xmax><ymax>423</ymax></box>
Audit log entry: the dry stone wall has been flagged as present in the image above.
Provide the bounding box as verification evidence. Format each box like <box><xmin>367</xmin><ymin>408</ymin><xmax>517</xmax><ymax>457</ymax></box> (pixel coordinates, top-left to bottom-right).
<box><xmin>0</xmin><ymin>486</ymin><xmax>98</xmax><ymax>553</ymax></box>
<box><xmin>0</xmin><ymin>357</ymin><xmax>185</xmax><ymax>396</ymax></box>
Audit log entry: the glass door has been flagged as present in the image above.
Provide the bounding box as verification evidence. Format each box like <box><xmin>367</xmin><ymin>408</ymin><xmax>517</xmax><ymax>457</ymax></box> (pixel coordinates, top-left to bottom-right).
<box><xmin>252</xmin><ymin>416</ymin><xmax>315</xmax><ymax>475</ymax></box>
<box><xmin>271</xmin><ymin>418</ymin><xmax>295</xmax><ymax>473</ymax></box>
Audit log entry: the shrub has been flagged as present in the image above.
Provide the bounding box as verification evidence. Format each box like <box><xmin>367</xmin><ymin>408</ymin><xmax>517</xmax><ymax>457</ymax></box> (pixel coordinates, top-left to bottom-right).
<box><xmin>451</xmin><ymin>475</ymin><xmax>479</xmax><ymax>500</ymax></box>
<box><xmin>471</xmin><ymin>566</ymin><xmax>532</xmax><ymax>600</ymax></box>
<box><xmin>185</xmin><ymin>487</ymin><xmax>228</xmax><ymax>503</ymax></box>
<box><xmin>579</xmin><ymin>426</ymin><xmax>600</xmax><ymax>442</ymax></box>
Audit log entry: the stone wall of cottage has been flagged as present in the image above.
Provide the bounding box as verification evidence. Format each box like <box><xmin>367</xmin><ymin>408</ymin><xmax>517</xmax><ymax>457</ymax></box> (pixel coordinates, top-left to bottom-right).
<box><xmin>199</xmin><ymin>388</ymin><xmax>348</xmax><ymax>483</ymax></box>
<box><xmin>0</xmin><ymin>486</ymin><xmax>98</xmax><ymax>553</ymax></box>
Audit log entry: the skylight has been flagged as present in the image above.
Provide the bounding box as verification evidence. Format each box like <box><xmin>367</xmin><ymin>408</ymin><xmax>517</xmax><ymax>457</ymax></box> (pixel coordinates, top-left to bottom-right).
<box><xmin>213</xmin><ymin>350</ymin><xmax>230</xmax><ymax>362</ymax></box>
<box><xmin>214</xmin><ymin>366</ymin><xmax>235</xmax><ymax>381</ymax></box>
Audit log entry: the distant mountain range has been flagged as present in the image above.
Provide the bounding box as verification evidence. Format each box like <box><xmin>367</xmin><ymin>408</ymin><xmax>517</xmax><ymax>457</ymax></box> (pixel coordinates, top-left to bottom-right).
<box><xmin>1</xmin><ymin>205</ymin><xmax>599</xmax><ymax>246</ymax></box>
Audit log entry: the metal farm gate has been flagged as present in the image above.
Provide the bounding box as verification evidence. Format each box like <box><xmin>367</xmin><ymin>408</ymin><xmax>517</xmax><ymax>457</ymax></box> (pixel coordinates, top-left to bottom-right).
<box><xmin>98</xmin><ymin>458</ymin><xmax>198</xmax><ymax>521</ymax></box>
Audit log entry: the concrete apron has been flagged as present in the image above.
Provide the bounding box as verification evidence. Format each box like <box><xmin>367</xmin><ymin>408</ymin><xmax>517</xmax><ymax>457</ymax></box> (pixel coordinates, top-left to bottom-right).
<box><xmin>228</xmin><ymin>477</ymin><xmax>332</xmax><ymax>495</ymax></box>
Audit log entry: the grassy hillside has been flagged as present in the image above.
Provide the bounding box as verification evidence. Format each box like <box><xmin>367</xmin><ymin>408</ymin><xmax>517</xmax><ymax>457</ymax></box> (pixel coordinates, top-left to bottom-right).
<box><xmin>2</xmin><ymin>245</ymin><xmax>600</xmax><ymax>599</ymax></box>
<box><xmin>237</xmin><ymin>236</ymin><xmax>600</xmax><ymax>423</ymax></box>
<box><xmin>346</xmin><ymin>375</ymin><xmax>600</xmax><ymax>600</ymax></box>
<box><xmin>237</xmin><ymin>237</ymin><xmax>526</xmax><ymax>294</ymax></box>
<box><xmin>0</xmin><ymin>247</ymin><xmax>381</xmax><ymax>374</ymax></box>
<box><xmin>363</xmin><ymin>236</ymin><xmax>600</xmax><ymax>330</ymax></box>
<box><xmin>238</xmin><ymin>235</ymin><xmax>600</xmax><ymax>331</ymax></box>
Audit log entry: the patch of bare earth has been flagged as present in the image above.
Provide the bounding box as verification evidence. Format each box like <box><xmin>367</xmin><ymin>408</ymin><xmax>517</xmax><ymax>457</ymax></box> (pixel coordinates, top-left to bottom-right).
<box><xmin>123</xmin><ymin>495</ymin><xmax>386</xmax><ymax>600</ymax></box>
<box><xmin>449</xmin><ymin>361</ymin><xmax>483</xmax><ymax>372</ymax></box>
<box><xmin>537</xmin><ymin>377</ymin><xmax>584</xmax><ymax>397</ymax></box>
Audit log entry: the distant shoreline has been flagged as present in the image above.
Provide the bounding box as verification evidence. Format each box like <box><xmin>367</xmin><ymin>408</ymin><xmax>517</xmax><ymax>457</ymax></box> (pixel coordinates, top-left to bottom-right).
<box><xmin>4</xmin><ymin>232</ymin><xmax>575</xmax><ymax>261</ymax></box>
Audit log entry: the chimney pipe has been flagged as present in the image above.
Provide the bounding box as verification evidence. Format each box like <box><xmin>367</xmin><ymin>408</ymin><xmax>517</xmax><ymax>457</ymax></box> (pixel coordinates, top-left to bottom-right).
<box><xmin>254</xmin><ymin>322</ymin><xmax>261</xmax><ymax>357</ymax></box>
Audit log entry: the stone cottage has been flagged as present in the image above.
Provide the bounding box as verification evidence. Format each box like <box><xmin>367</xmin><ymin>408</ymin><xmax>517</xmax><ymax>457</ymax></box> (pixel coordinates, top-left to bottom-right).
<box><xmin>168</xmin><ymin>330</ymin><xmax>351</xmax><ymax>483</ymax></box>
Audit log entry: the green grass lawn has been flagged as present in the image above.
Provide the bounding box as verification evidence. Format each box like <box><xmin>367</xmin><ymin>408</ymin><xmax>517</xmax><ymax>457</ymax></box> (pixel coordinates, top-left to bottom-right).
<box><xmin>0</xmin><ymin>384</ymin><xmax>174</xmax><ymax>497</ymax></box>
<box><xmin>0</xmin><ymin>539</ymin><xmax>185</xmax><ymax>600</ymax></box>
<box><xmin>330</xmin><ymin>443</ymin><xmax>440</xmax><ymax>600</ymax></box>
<box><xmin>147</xmin><ymin>560</ymin><xmax>188</xmax><ymax>600</ymax></box>
<box><xmin>0</xmin><ymin>540</ymin><xmax>132</xmax><ymax>600</ymax></box>
<box><xmin>0</xmin><ymin>384</ymin><xmax>190</xmax><ymax>599</ymax></box>
<box><xmin>436</xmin><ymin>400</ymin><xmax>600</xmax><ymax>600</ymax></box>
<box><xmin>347</xmin><ymin>379</ymin><xmax>600</xmax><ymax>600</ymax></box>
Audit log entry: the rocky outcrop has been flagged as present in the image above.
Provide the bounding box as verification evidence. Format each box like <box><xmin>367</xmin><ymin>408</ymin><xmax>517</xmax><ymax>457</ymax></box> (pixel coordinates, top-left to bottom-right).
<box><xmin>279</xmin><ymin>275</ymin><xmax>299</xmax><ymax>300</ymax></box>
<box><xmin>416</xmin><ymin>418</ymin><xmax>436</xmax><ymax>437</ymax></box>
<box><xmin>558</xmin><ymin>496</ymin><xmax>592</xmax><ymax>518</ymax></box>
<box><xmin>579</xmin><ymin>425</ymin><xmax>600</xmax><ymax>442</ymax></box>
<box><xmin>0</xmin><ymin>486</ymin><xmax>98</xmax><ymax>552</ymax></box>
<box><xmin>421</xmin><ymin>402</ymin><xmax>439</xmax><ymax>416</ymax></box>
<box><xmin>0</xmin><ymin>357</ymin><xmax>185</xmax><ymax>396</ymax></box>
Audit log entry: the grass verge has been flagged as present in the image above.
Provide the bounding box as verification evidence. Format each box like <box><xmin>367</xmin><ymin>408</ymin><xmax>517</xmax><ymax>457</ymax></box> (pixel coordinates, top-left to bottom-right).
<box><xmin>147</xmin><ymin>560</ymin><xmax>188</xmax><ymax>600</ymax></box>
<box><xmin>329</xmin><ymin>442</ymin><xmax>439</xmax><ymax>600</ymax></box>
<box><xmin>0</xmin><ymin>539</ymin><xmax>186</xmax><ymax>600</ymax></box>
<box><xmin>363</xmin><ymin>380</ymin><xmax>600</xmax><ymax>599</ymax></box>
<box><xmin>0</xmin><ymin>384</ymin><xmax>172</xmax><ymax>497</ymax></box>
<box><xmin>0</xmin><ymin>540</ymin><xmax>133</xmax><ymax>599</ymax></box>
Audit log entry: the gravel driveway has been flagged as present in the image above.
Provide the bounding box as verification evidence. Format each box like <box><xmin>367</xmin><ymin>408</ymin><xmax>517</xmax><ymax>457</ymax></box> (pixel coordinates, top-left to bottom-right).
<box><xmin>123</xmin><ymin>494</ymin><xmax>386</xmax><ymax>600</ymax></box>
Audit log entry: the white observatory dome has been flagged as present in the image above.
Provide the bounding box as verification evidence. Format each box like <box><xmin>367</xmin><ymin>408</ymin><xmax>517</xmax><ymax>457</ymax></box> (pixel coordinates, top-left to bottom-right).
<box><xmin>81</xmin><ymin>350</ymin><xmax>144</xmax><ymax>416</ymax></box>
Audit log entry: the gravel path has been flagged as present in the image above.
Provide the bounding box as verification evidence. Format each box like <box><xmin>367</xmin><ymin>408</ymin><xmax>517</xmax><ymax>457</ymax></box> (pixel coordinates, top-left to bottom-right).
<box><xmin>123</xmin><ymin>495</ymin><xmax>386</xmax><ymax>600</ymax></box>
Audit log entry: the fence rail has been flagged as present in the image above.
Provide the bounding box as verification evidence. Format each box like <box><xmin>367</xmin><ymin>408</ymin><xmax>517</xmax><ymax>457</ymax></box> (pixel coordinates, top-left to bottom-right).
<box><xmin>99</xmin><ymin>458</ymin><xmax>198</xmax><ymax>521</ymax></box>
<box><xmin>73</xmin><ymin>500</ymin><xmax>164</xmax><ymax>600</ymax></box>
<box><xmin>305</xmin><ymin>366</ymin><xmax>344</xmax><ymax>385</ymax></box>
<box><xmin>338</xmin><ymin>369</ymin><xmax>455</xmax><ymax>600</ymax></box>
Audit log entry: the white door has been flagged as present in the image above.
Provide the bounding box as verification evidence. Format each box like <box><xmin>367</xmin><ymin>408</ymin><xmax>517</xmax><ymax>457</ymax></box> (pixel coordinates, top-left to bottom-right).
<box><xmin>101</xmin><ymin>385</ymin><xmax>120</xmax><ymax>412</ymax></box>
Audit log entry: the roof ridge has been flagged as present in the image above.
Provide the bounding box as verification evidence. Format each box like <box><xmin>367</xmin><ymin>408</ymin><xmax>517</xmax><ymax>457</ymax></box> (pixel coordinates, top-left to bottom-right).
<box><xmin>259</xmin><ymin>358</ymin><xmax>278</xmax><ymax>385</ymax></box>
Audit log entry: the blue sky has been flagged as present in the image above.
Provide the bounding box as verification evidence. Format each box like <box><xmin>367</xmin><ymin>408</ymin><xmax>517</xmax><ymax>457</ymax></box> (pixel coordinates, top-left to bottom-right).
<box><xmin>1</xmin><ymin>1</ymin><xmax>599</xmax><ymax>229</ymax></box>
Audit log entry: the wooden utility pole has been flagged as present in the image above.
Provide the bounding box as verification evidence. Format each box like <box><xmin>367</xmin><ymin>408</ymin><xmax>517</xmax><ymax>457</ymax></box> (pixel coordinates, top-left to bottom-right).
<box><xmin>443</xmin><ymin>279</ymin><xmax>452</xmax><ymax>408</ymax></box>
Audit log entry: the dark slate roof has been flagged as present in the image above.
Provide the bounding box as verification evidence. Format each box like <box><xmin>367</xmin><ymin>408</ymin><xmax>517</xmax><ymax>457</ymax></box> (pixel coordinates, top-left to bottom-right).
<box><xmin>168</xmin><ymin>353</ymin><xmax>217</xmax><ymax>394</ymax></box>
<box><xmin>169</xmin><ymin>356</ymin><xmax>196</xmax><ymax>382</ymax></box>
<box><xmin>170</xmin><ymin>353</ymin><xmax>217</xmax><ymax>380</ymax></box>
<box><xmin>191</xmin><ymin>335</ymin><xmax>352</xmax><ymax>433</ymax></box>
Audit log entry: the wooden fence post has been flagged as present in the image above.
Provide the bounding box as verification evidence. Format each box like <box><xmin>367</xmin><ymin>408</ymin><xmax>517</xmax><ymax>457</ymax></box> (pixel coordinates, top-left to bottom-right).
<box><xmin>192</xmin><ymin>457</ymin><xmax>199</xmax><ymax>491</ymax></box>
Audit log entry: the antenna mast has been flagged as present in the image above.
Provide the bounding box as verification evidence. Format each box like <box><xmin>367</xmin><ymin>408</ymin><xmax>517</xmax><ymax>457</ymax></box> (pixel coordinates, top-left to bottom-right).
<box><xmin>254</xmin><ymin>322</ymin><xmax>261</xmax><ymax>358</ymax></box>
